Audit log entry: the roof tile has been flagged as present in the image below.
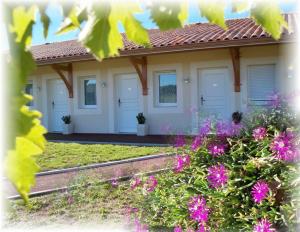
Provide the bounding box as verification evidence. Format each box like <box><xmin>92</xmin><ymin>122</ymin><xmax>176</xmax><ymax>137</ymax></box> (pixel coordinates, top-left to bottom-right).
<box><xmin>31</xmin><ymin>13</ymin><xmax>298</xmax><ymax>64</ymax></box>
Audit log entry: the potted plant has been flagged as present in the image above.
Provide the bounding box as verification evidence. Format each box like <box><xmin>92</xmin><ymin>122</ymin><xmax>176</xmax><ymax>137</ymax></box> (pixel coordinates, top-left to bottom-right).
<box><xmin>61</xmin><ymin>115</ymin><xmax>73</xmax><ymax>135</ymax></box>
<box><xmin>136</xmin><ymin>113</ymin><xmax>148</xmax><ymax>136</ymax></box>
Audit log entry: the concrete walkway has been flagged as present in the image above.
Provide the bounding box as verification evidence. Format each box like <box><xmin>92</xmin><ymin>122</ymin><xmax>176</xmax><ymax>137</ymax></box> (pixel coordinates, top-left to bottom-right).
<box><xmin>4</xmin><ymin>153</ymin><xmax>175</xmax><ymax>199</ymax></box>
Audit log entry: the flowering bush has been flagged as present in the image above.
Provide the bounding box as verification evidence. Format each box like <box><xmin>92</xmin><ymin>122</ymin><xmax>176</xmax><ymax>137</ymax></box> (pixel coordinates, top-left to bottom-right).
<box><xmin>129</xmin><ymin>95</ymin><xmax>299</xmax><ymax>231</ymax></box>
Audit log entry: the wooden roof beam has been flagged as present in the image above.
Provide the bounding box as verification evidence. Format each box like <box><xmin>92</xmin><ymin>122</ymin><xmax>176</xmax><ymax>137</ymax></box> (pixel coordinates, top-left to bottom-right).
<box><xmin>229</xmin><ymin>47</ymin><xmax>241</xmax><ymax>92</ymax></box>
<box><xmin>129</xmin><ymin>56</ymin><xmax>148</xmax><ymax>95</ymax></box>
<box><xmin>52</xmin><ymin>63</ymin><xmax>73</xmax><ymax>98</ymax></box>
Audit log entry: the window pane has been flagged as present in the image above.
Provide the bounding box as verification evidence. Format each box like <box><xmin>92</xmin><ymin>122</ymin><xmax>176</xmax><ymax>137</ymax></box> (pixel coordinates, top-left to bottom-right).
<box><xmin>25</xmin><ymin>83</ymin><xmax>33</xmax><ymax>106</ymax></box>
<box><xmin>159</xmin><ymin>73</ymin><xmax>177</xmax><ymax>104</ymax></box>
<box><xmin>84</xmin><ymin>79</ymin><xmax>96</xmax><ymax>105</ymax></box>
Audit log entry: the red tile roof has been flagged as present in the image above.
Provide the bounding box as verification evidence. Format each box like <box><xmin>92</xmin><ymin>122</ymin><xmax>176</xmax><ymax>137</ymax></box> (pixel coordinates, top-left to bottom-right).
<box><xmin>31</xmin><ymin>13</ymin><xmax>298</xmax><ymax>65</ymax></box>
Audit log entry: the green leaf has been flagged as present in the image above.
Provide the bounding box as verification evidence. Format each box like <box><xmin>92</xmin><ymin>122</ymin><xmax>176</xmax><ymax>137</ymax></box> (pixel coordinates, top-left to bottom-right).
<box><xmin>111</xmin><ymin>2</ymin><xmax>150</xmax><ymax>47</ymax></box>
<box><xmin>147</xmin><ymin>0</ymin><xmax>188</xmax><ymax>30</ymax></box>
<box><xmin>79</xmin><ymin>1</ymin><xmax>150</xmax><ymax>60</ymax></box>
<box><xmin>250</xmin><ymin>0</ymin><xmax>288</xmax><ymax>40</ymax></box>
<box><xmin>5</xmin><ymin>137</ymin><xmax>41</xmax><ymax>203</ymax></box>
<box><xmin>79</xmin><ymin>2</ymin><xmax>123</xmax><ymax>60</ymax></box>
<box><xmin>56</xmin><ymin>5</ymin><xmax>86</xmax><ymax>35</ymax></box>
<box><xmin>9</xmin><ymin>6</ymin><xmax>36</xmax><ymax>46</ymax></box>
<box><xmin>198</xmin><ymin>0</ymin><xmax>227</xmax><ymax>29</ymax></box>
<box><xmin>40</xmin><ymin>7</ymin><xmax>50</xmax><ymax>38</ymax></box>
<box><xmin>5</xmin><ymin>105</ymin><xmax>46</xmax><ymax>203</ymax></box>
<box><xmin>232</xmin><ymin>0</ymin><xmax>249</xmax><ymax>13</ymax></box>
<box><xmin>5</xmin><ymin>4</ymin><xmax>47</xmax><ymax>204</ymax></box>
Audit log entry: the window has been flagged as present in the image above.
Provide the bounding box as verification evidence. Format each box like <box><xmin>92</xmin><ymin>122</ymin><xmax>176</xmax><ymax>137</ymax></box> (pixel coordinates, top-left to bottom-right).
<box><xmin>247</xmin><ymin>65</ymin><xmax>275</xmax><ymax>106</ymax></box>
<box><xmin>80</xmin><ymin>77</ymin><xmax>97</xmax><ymax>108</ymax></box>
<box><xmin>25</xmin><ymin>81</ymin><xmax>33</xmax><ymax>106</ymax></box>
<box><xmin>156</xmin><ymin>71</ymin><xmax>177</xmax><ymax>106</ymax></box>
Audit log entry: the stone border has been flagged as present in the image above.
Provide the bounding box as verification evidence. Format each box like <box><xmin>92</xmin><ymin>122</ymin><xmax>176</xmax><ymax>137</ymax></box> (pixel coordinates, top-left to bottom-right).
<box><xmin>37</xmin><ymin>152</ymin><xmax>175</xmax><ymax>177</ymax></box>
<box><xmin>7</xmin><ymin>167</ymin><xmax>170</xmax><ymax>200</ymax></box>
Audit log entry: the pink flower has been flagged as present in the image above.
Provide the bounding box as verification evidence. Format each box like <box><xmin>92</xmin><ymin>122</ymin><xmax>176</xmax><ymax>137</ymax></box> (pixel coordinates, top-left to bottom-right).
<box><xmin>111</xmin><ymin>178</ymin><xmax>118</xmax><ymax>187</ymax></box>
<box><xmin>191</xmin><ymin>136</ymin><xmax>202</xmax><ymax>151</ymax></box>
<box><xmin>216</xmin><ymin>121</ymin><xmax>242</xmax><ymax>137</ymax></box>
<box><xmin>253</xmin><ymin>218</ymin><xmax>275</xmax><ymax>232</ymax></box>
<box><xmin>145</xmin><ymin>176</ymin><xmax>158</xmax><ymax>192</ymax></box>
<box><xmin>174</xmin><ymin>155</ymin><xmax>190</xmax><ymax>173</ymax></box>
<box><xmin>268</xmin><ymin>92</ymin><xmax>282</xmax><ymax>108</ymax></box>
<box><xmin>199</xmin><ymin>119</ymin><xmax>211</xmax><ymax>137</ymax></box>
<box><xmin>174</xmin><ymin>135</ymin><xmax>186</xmax><ymax>148</ymax></box>
<box><xmin>174</xmin><ymin>226</ymin><xmax>182</xmax><ymax>232</ymax></box>
<box><xmin>134</xmin><ymin>218</ymin><xmax>148</xmax><ymax>232</ymax></box>
<box><xmin>207</xmin><ymin>143</ymin><xmax>226</xmax><ymax>157</ymax></box>
<box><xmin>131</xmin><ymin>176</ymin><xmax>142</xmax><ymax>190</ymax></box>
<box><xmin>188</xmin><ymin>196</ymin><xmax>209</xmax><ymax>223</ymax></box>
<box><xmin>251</xmin><ymin>180</ymin><xmax>269</xmax><ymax>204</ymax></box>
<box><xmin>207</xmin><ymin>164</ymin><xmax>228</xmax><ymax>188</ymax></box>
<box><xmin>270</xmin><ymin>132</ymin><xmax>297</xmax><ymax>161</ymax></box>
<box><xmin>253</xmin><ymin>127</ymin><xmax>267</xmax><ymax>141</ymax></box>
<box><xmin>216</xmin><ymin>121</ymin><xmax>228</xmax><ymax>136</ymax></box>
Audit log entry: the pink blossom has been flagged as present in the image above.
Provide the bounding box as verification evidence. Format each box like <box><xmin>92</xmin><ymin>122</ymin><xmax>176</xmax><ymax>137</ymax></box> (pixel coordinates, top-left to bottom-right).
<box><xmin>134</xmin><ymin>218</ymin><xmax>148</xmax><ymax>232</ymax></box>
<box><xmin>253</xmin><ymin>218</ymin><xmax>275</xmax><ymax>232</ymax></box>
<box><xmin>174</xmin><ymin>135</ymin><xmax>186</xmax><ymax>148</ymax></box>
<box><xmin>174</xmin><ymin>226</ymin><xmax>182</xmax><ymax>232</ymax></box>
<box><xmin>268</xmin><ymin>92</ymin><xmax>282</xmax><ymax>108</ymax></box>
<box><xmin>215</xmin><ymin>121</ymin><xmax>242</xmax><ymax>137</ymax></box>
<box><xmin>145</xmin><ymin>176</ymin><xmax>158</xmax><ymax>192</ymax></box>
<box><xmin>174</xmin><ymin>155</ymin><xmax>191</xmax><ymax>173</ymax></box>
<box><xmin>199</xmin><ymin>119</ymin><xmax>211</xmax><ymax>137</ymax></box>
<box><xmin>216</xmin><ymin>121</ymin><xmax>228</xmax><ymax>136</ymax></box>
<box><xmin>207</xmin><ymin>164</ymin><xmax>228</xmax><ymax>188</ymax></box>
<box><xmin>253</xmin><ymin>127</ymin><xmax>267</xmax><ymax>141</ymax></box>
<box><xmin>124</xmin><ymin>207</ymin><xmax>139</xmax><ymax>224</ymax></box>
<box><xmin>270</xmin><ymin>132</ymin><xmax>297</xmax><ymax>161</ymax></box>
<box><xmin>251</xmin><ymin>180</ymin><xmax>270</xmax><ymax>204</ymax></box>
<box><xmin>188</xmin><ymin>196</ymin><xmax>209</xmax><ymax>223</ymax></box>
<box><xmin>131</xmin><ymin>176</ymin><xmax>142</xmax><ymax>190</ymax></box>
<box><xmin>207</xmin><ymin>143</ymin><xmax>226</xmax><ymax>157</ymax></box>
<box><xmin>111</xmin><ymin>178</ymin><xmax>118</xmax><ymax>187</ymax></box>
<box><xmin>191</xmin><ymin>136</ymin><xmax>202</xmax><ymax>151</ymax></box>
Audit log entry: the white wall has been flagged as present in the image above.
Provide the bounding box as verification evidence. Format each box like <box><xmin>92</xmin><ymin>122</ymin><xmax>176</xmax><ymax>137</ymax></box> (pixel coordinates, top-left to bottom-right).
<box><xmin>30</xmin><ymin>44</ymin><xmax>295</xmax><ymax>135</ymax></box>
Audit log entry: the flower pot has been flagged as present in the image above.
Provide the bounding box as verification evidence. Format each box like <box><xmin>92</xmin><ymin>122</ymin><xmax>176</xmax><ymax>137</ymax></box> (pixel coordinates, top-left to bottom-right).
<box><xmin>137</xmin><ymin>124</ymin><xmax>148</xmax><ymax>136</ymax></box>
<box><xmin>62</xmin><ymin>123</ymin><xmax>74</xmax><ymax>135</ymax></box>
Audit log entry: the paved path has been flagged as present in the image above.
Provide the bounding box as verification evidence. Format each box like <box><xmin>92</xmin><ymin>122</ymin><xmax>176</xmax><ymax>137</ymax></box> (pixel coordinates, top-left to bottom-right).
<box><xmin>4</xmin><ymin>154</ymin><xmax>175</xmax><ymax>199</ymax></box>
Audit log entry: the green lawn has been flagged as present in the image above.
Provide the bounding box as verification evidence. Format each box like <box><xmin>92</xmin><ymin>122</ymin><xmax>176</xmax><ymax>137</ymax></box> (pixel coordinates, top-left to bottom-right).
<box><xmin>36</xmin><ymin>142</ymin><xmax>174</xmax><ymax>171</ymax></box>
<box><xmin>4</xmin><ymin>175</ymin><xmax>142</xmax><ymax>228</ymax></box>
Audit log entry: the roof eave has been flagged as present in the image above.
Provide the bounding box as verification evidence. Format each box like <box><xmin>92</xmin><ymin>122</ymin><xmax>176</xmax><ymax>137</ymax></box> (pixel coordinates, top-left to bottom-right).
<box><xmin>35</xmin><ymin>37</ymin><xmax>296</xmax><ymax>66</ymax></box>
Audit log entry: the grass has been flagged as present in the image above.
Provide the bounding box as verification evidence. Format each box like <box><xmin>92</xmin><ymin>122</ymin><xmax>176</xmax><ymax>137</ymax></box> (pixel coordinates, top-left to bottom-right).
<box><xmin>36</xmin><ymin>142</ymin><xmax>174</xmax><ymax>171</ymax></box>
<box><xmin>4</xmin><ymin>174</ymin><xmax>142</xmax><ymax>229</ymax></box>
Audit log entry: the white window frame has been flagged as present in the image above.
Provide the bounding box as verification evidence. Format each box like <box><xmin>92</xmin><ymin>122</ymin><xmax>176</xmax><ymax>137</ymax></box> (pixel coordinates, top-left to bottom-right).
<box><xmin>80</xmin><ymin>76</ymin><xmax>97</xmax><ymax>109</ymax></box>
<box><xmin>154</xmin><ymin>70</ymin><xmax>178</xmax><ymax>107</ymax></box>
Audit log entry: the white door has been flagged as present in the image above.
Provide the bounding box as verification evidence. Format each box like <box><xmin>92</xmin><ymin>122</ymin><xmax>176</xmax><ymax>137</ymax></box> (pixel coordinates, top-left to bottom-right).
<box><xmin>198</xmin><ymin>68</ymin><xmax>230</xmax><ymax>120</ymax></box>
<box><xmin>48</xmin><ymin>79</ymin><xmax>68</xmax><ymax>132</ymax></box>
<box><xmin>116</xmin><ymin>74</ymin><xmax>139</xmax><ymax>133</ymax></box>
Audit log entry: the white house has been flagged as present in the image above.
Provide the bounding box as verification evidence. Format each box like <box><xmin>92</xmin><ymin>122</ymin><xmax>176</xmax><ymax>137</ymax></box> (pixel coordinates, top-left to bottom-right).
<box><xmin>27</xmin><ymin>14</ymin><xmax>298</xmax><ymax>135</ymax></box>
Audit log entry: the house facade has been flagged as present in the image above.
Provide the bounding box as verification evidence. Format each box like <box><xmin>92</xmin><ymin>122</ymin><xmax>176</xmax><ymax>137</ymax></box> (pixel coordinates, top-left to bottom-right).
<box><xmin>27</xmin><ymin>14</ymin><xmax>298</xmax><ymax>135</ymax></box>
